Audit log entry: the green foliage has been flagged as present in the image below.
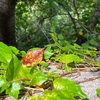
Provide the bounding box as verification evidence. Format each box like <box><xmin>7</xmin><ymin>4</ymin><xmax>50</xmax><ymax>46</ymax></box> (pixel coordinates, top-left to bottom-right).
<box><xmin>6</xmin><ymin>55</ymin><xmax>21</xmax><ymax>81</ymax></box>
<box><xmin>16</xmin><ymin>1</ymin><xmax>52</xmax><ymax>50</ymax></box>
<box><xmin>0</xmin><ymin>76</ymin><xmax>8</xmax><ymax>93</ymax></box>
<box><xmin>18</xmin><ymin>65</ymin><xmax>34</xmax><ymax>80</ymax></box>
<box><xmin>53</xmin><ymin>78</ymin><xmax>87</xmax><ymax>99</ymax></box>
<box><xmin>31</xmin><ymin>71</ymin><xmax>48</xmax><ymax>86</ymax></box>
<box><xmin>0</xmin><ymin>39</ymin><xmax>99</xmax><ymax>99</ymax></box>
<box><xmin>55</xmin><ymin>54</ymin><xmax>83</xmax><ymax>63</ymax></box>
<box><xmin>6</xmin><ymin>82</ymin><xmax>20</xmax><ymax>99</ymax></box>
<box><xmin>9</xmin><ymin>46</ymin><xmax>19</xmax><ymax>55</ymax></box>
<box><xmin>28</xmin><ymin>78</ymin><xmax>87</xmax><ymax>100</ymax></box>
<box><xmin>83</xmin><ymin>34</ymin><xmax>100</xmax><ymax>48</ymax></box>
<box><xmin>8</xmin><ymin>0</ymin><xmax>100</xmax><ymax>99</ymax></box>
<box><xmin>0</xmin><ymin>42</ymin><xmax>21</xmax><ymax>99</ymax></box>
<box><xmin>0</xmin><ymin>42</ymin><xmax>12</xmax><ymax>63</ymax></box>
<box><xmin>44</xmin><ymin>46</ymin><xmax>54</xmax><ymax>60</ymax></box>
<box><xmin>43</xmin><ymin>33</ymin><xmax>98</xmax><ymax>72</ymax></box>
<box><xmin>16</xmin><ymin>0</ymin><xmax>100</xmax><ymax>50</ymax></box>
<box><xmin>0</xmin><ymin>42</ymin><xmax>86</xmax><ymax>99</ymax></box>
<box><xmin>0</xmin><ymin>0</ymin><xmax>100</xmax><ymax>99</ymax></box>
<box><xmin>96</xmin><ymin>88</ymin><xmax>100</xmax><ymax>97</ymax></box>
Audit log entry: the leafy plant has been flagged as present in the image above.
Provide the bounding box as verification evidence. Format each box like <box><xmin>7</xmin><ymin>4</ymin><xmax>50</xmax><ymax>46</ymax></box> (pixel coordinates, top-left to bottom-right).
<box><xmin>28</xmin><ymin>78</ymin><xmax>87</xmax><ymax>100</ymax></box>
<box><xmin>0</xmin><ymin>42</ymin><xmax>85</xmax><ymax>99</ymax></box>
<box><xmin>1</xmin><ymin>0</ymin><xmax>100</xmax><ymax>99</ymax></box>
<box><xmin>96</xmin><ymin>88</ymin><xmax>100</xmax><ymax>97</ymax></box>
<box><xmin>0</xmin><ymin>41</ymin><xmax>98</xmax><ymax>99</ymax></box>
<box><xmin>6</xmin><ymin>82</ymin><xmax>20</xmax><ymax>99</ymax></box>
<box><xmin>15</xmin><ymin>0</ymin><xmax>100</xmax><ymax>51</ymax></box>
<box><xmin>0</xmin><ymin>42</ymin><xmax>21</xmax><ymax>99</ymax></box>
<box><xmin>43</xmin><ymin>33</ymin><xmax>99</xmax><ymax>72</ymax></box>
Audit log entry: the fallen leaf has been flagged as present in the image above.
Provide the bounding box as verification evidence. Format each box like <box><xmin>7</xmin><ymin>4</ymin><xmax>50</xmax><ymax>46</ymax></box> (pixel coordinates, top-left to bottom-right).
<box><xmin>21</xmin><ymin>48</ymin><xmax>44</xmax><ymax>67</ymax></box>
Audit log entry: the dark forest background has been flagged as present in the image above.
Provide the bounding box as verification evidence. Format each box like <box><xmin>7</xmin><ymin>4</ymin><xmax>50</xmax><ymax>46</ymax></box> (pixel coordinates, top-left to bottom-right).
<box><xmin>15</xmin><ymin>0</ymin><xmax>100</xmax><ymax>50</ymax></box>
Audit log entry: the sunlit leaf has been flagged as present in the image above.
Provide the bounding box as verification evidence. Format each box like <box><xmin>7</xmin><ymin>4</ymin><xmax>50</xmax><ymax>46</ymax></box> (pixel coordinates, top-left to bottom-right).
<box><xmin>44</xmin><ymin>47</ymin><xmax>54</xmax><ymax>60</ymax></box>
<box><xmin>0</xmin><ymin>54</ymin><xmax>8</xmax><ymax>66</ymax></box>
<box><xmin>53</xmin><ymin>78</ymin><xmax>87</xmax><ymax>99</ymax></box>
<box><xmin>0</xmin><ymin>42</ymin><xmax>12</xmax><ymax>63</ymax></box>
<box><xmin>30</xmin><ymin>63</ymin><xmax>40</xmax><ymax>74</ymax></box>
<box><xmin>40</xmin><ymin>61</ymin><xmax>48</xmax><ymax>67</ymax></box>
<box><xmin>85</xmin><ymin>50</ymin><xmax>96</xmax><ymax>57</ymax></box>
<box><xmin>0</xmin><ymin>42</ymin><xmax>12</xmax><ymax>53</ymax></box>
<box><xmin>28</xmin><ymin>95</ymin><xmax>41</xmax><ymax>100</ymax></box>
<box><xmin>28</xmin><ymin>78</ymin><xmax>87</xmax><ymax>100</ymax></box>
<box><xmin>0</xmin><ymin>76</ymin><xmax>8</xmax><ymax>93</ymax></box>
<box><xmin>96</xmin><ymin>88</ymin><xmax>100</xmax><ymax>97</ymax></box>
<box><xmin>6</xmin><ymin>54</ymin><xmax>21</xmax><ymax>81</ymax></box>
<box><xmin>16</xmin><ymin>65</ymin><xmax>32</xmax><ymax>85</ymax></box>
<box><xmin>31</xmin><ymin>71</ymin><xmax>48</xmax><ymax>86</ymax></box>
<box><xmin>9</xmin><ymin>46</ymin><xmax>19</xmax><ymax>55</ymax></box>
<box><xmin>42</xmin><ymin>90</ymin><xmax>61</xmax><ymax>100</ymax></box>
<box><xmin>20</xmin><ymin>50</ymin><xmax>26</xmax><ymax>57</ymax></box>
<box><xmin>63</xmin><ymin>63</ymin><xmax>72</xmax><ymax>72</ymax></box>
<box><xmin>21</xmin><ymin>48</ymin><xmax>44</xmax><ymax>67</ymax></box>
<box><xmin>56</xmin><ymin>54</ymin><xmax>83</xmax><ymax>63</ymax></box>
<box><xmin>50</xmin><ymin>33</ymin><xmax>58</xmax><ymax>43</ymax></box>
<box><xmin>6</xmin><ymin>82</ymin><xmax>20</xmax><ymax>99</ymax></box>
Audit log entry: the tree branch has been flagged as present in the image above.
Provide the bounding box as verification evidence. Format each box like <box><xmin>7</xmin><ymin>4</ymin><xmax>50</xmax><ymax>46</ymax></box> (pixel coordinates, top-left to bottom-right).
<box><xmin>58</xmin><ymin>2</ymin><xmax>78</xmax><ymax>35</ymax></box>
<box><xmin>73</xmin><ymin>0</ymin><xmax>79</xmax><ymax>20</ymax></box>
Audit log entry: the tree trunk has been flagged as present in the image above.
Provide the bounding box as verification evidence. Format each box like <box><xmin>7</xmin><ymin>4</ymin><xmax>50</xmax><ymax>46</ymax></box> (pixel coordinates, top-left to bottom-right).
<box><xmin>0</xmin><ymin>0</ymin><xmax>17</xmax><ymax>47</ymax></box>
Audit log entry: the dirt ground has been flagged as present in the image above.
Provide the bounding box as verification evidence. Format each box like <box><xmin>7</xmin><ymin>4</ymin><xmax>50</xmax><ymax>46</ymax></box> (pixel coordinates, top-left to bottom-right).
<box><xmin>48</xmin><ymin>64</ymin><xmax>100</xmax><ymax>100</ymax></box>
